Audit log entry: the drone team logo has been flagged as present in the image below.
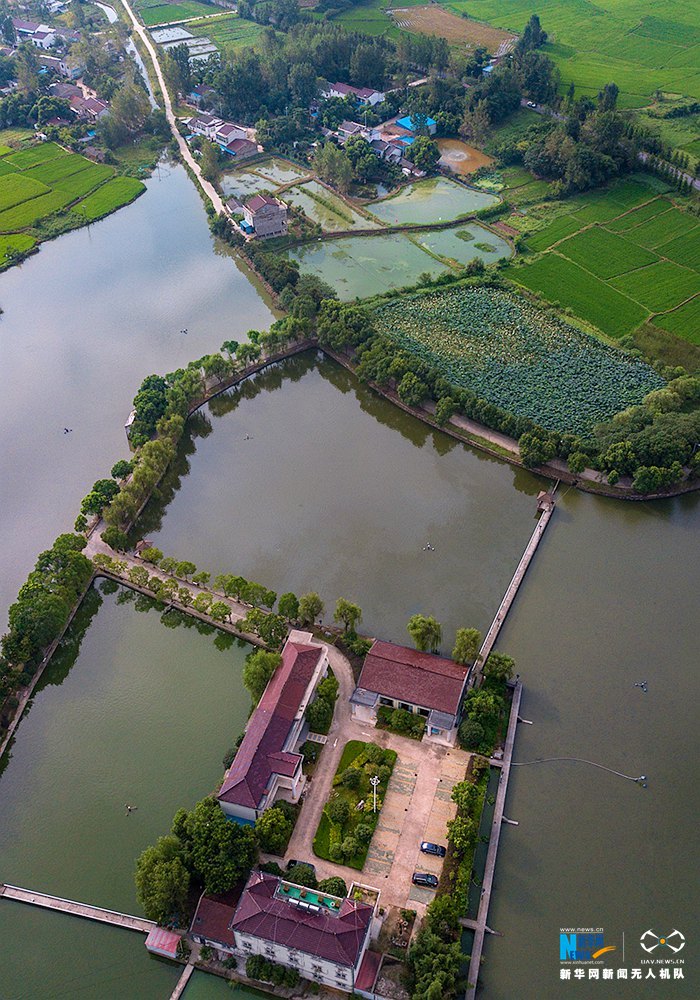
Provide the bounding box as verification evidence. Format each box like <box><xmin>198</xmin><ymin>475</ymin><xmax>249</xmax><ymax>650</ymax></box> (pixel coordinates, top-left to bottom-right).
<box><xmin>560</xmin><ymin>931</ymin><xmax>616</xmax><ymax>962</ymax></box>
<box><xmin>640</xmin><ymin>929</ymin><xmax>686</xmax><ymax>954</ymax></box>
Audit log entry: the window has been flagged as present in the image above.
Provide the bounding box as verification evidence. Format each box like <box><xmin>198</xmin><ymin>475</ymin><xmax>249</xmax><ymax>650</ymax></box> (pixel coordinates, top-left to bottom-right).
<box><xmin>417</xmin><ymin>707</ymin><xmax>430</xmax><ymax>718</ymax></box>
<box><xmin>399</xmin><ymin>702</ymin><xmax>413</xmax><ymax>713</ymax></box>
<box><xmin>243</xmin><ymin>942</ymin><xmax>252</xmax><ymax>951</ymax></box>
<box><xmin>379</xmin><ymin>696</ymin><xmax>393</xmax><ymax>707</ymax></box>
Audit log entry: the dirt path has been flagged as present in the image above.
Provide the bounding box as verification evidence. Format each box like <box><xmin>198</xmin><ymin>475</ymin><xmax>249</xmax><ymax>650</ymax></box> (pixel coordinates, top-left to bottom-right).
<box><xmin>120</xmin><ymin>0</ymin><xmax>225</xmax><ymax>214</ymax></box>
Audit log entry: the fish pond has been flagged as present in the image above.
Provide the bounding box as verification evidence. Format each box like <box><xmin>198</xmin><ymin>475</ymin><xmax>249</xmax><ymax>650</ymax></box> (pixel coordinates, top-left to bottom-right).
<box><xmin>367</xmin><ymin>176</ymin><xmax>498</xmax><ymax>225</ymax></box>
<box><xmin>282</xmin><ymin>179</ymin><xmax>377</xmax><ymax>231</ymax></box>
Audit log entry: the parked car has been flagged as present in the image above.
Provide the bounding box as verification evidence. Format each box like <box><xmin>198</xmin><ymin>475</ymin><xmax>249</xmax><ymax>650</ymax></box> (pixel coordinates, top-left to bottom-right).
<box><xmin>412</xmin><ymin>872</ymin><xmax>439</xmax><ymax>888</ymax></box>
<box><xmin>527</xmin><ymin>101</ymin><xmax>537</xmax><ymax>108</ymax></box>
<box><xmin>420</xmin><ymin>841</ymin><xmax>447</xmax><ymax>858</ymax></box>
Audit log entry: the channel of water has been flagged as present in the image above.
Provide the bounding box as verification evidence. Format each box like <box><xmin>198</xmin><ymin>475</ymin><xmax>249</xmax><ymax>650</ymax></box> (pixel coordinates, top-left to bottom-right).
<box><xmin>0</xmin><ymin>136</ymin><xmax>697</xmax><ymax>1000</ymax></box>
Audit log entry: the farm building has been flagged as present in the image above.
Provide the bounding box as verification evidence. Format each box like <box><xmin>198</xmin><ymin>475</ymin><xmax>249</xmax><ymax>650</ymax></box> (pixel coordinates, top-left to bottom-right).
<box><xmin>190</xmin><ymin>872</ymin><xmax>375</xmax><ymax>991</ymax></box>
<box><xmin>242</xmin><ymin>193</ymin><xmax>288</xmax><ymax>239</ymax></box>
<box><xmin>350</xmin><ymin>640</ymin><xmax>470</xmax><ymax>746</ymax></box>
<box><xmin>217</xmin><ymin>631</ymin><xmax>329</xmax><ymax>822</ymax></box>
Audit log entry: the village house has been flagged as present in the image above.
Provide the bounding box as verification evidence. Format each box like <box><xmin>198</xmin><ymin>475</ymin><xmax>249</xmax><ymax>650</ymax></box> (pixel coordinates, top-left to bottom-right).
<box><xmin>12</xmin><ymin>18</ymin><xmax>56</xmax><ymax>49</ymax></box>
<box><xmin>187</xmin><ymin>83</ymin><xmax>218</xmax><ymax>108</ymax></box>
<box><xmin>350</xmin><ymin>640</ymin><xmax>470</xmax><ymax>746</ymax></box>
<box><xmin>214</xmin><ymin>120</ymin><xmax>248</xmax><ymax>149</ymax></box>
<box><xmin>190</xmin><ymin>871</ymin><xmax>376</xmax><ymax>992</ymax></box>
<box><xmin>321</xmin><ymin>82</ymin><xmax>385</xmax><ymax>107</ymax></box>
<box><xmin>241</xmin><ymin>193</ymin><xmax>288</xmax><ymax>239</ymax></box>
<box><xmin>69</xmin><ymin>95</ymin><xmax>110</xmax><ymax>122</ymax></box>
<box><xmin>39</xmin><ymin>52</ymin><xmax>83</xmax><ymax>79</ymax></box>
<box><xmin>217</xmin><ymin>631</ymin><xmax>328</xmax><ymax>823</ymax></box>
<box><xmin>394</xmin><ymin>114</ymin><xmax>437</xmax><ymax>136</ymax></box>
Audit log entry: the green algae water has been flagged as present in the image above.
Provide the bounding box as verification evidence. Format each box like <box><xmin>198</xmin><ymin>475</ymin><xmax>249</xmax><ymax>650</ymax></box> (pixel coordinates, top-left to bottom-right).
<box><xmin>0</xmin><ymin>583</ymin><xmax>252</xmax><ymax>998</ymax></box>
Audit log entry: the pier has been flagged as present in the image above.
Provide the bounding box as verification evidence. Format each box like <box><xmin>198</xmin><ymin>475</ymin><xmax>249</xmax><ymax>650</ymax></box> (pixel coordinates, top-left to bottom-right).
<box><xmin>0</xmin><ymin>884</ymin><xmax>155</xmax><ymax>933</ymax></box>
<box><xmin>472</xmin><ymin>486</ymin><xmax>557</xmax><ymax>685</ymax></box>
<box><xmin>465</xmin><ymin>680</ymin><xmax>523</xmax><ymax>1000</ymax></box>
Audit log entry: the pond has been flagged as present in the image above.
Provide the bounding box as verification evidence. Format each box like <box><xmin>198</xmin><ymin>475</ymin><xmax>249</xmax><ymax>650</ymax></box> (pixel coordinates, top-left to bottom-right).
<box><xmin>220</xmin><ymin>168</ymin><xmax>268</xmax><ymax>200</ymax></box>
<box><xmin>253</xmin><ymin>157</ymin><xmax>309</xmax><ymax>186</ymax></box>
<box><xmin>437</xmin><ymin>138</ymin><xmax>495</xmax><ymax>176</ymax></box>
<box><xmin>283</xmin><ymin>180</ymin><xmax>378</xmax><ymax>231</ymax></box>
<box><xmin>0</xmin><ymin>582</ymin><xmax>253</xmax><ymax>997</ymax></box>
<box><xmin>133</xmin><ymin>353</ymin><xmax>547</xmax><ymax>649</ymax></box>
<box><xmin>288</xmin><ymin>232</ymin><xmax>450</xmax><ymax>297</ymax></box>
<box><xmin>411</xmin><ymin>223</ymin><xmax>512</xmax><ymax>266</ymax></box>
<box><xmin>367</xmin><ymin>176</ymin><xmax>498</xmax><ymax>225</ymax></box>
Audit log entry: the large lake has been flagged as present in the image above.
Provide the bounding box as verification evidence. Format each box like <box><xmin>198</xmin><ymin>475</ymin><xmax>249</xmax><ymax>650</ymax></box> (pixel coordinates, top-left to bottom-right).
<box><xmin>0</xmin><ymin>159</ymin><xmax>697</xmax><ymax>1000</ymax></box>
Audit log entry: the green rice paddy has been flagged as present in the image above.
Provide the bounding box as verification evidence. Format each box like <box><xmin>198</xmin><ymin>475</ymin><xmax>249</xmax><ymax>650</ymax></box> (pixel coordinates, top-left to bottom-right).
<box><xmin>136</xmin><ymin>0</ymin><xmax>215</xmax><ymax>26</ymax></box>
<box><xmin>187</xmin><ymin>12</ymin><xmax>264</xmax><ymax>49</ymax></box>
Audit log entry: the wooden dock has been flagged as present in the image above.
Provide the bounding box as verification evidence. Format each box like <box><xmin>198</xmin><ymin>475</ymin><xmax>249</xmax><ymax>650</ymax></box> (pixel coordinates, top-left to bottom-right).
<box><xmin>169</xmin><ymin>961</ymin><xmax>195</xmax><ymax>999</ymax></box>
<box><xmin>0</xmin><ymin>883</ymin><xmax>155</xmax><ymax>933</ymax></box>
<box><xmin>471</xmin><ymin>486</ymin><xmax>557</xmax><ymax>685</ymax></box>
<box><xmin>465</xmin><ymin>680</ymin><xmax>522</xmax><ymax>1000</ymax></box>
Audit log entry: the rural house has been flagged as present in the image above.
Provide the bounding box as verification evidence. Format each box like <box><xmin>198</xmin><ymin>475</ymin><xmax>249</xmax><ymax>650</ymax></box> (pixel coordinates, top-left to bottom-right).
<box><xmin>242</xmin><ymin>193</ymin><xmax>288</xmax><ymax>239</ymax></box>
<box><xmin>321</xmin><ymin>82</ymin><xmax>385</xmax><ymax>106</ymax></box>
<box><xmin>350</xmin><ymin>640</ymin><xmax>470</xmax><ymax>746</ymax></box>
<box><xmin>217</xmin><ymin>631</ymin><xmax>328</xmax><ymax>822</ymax></box>
<box><xmin>190</xmin><ymin>872</ymin><xmax>375</xmax><ymax>991</ymax></box>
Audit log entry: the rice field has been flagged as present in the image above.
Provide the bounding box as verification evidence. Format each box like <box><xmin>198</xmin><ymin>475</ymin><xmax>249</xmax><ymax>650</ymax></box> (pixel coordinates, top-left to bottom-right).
<box><xmin>71</xmin><ymin>177</ymin><xmax>146</xmax><ymax>221</ymax></box>
<box><xmin>187</xmin><ymin>12</ymin><xmax>264</xmax><ymax>49</ymax></box>
<box><xmin>0</xmin><ymin>134</ymin><xmax>145</xmax><ymax>258</ymax></box>
<box><xmin>610</xmin><ymin>261</ymin><xmax>698</xmax><ymax>313</ymax></box>
<box><xmin>390</xmin><ymin>5</ymin><xmax>516</xmax><ymax>49</ymax></box>
<box><xmin>372</xmin><ymin>285</ymin><xmax>663</xmax><ymax>434</ymax></box>
<box><xmin>556</xmin><ymin>227</ymin><xmax>659</xmax><ymax>279</ymax></box>
<box><xmin>654</xmin><ymin>297</ymin><xmax>700</xmax><ymax>344</ymax></box>
<box><xmin>136</xmin><ymin>0</ymin><xmax>215</xmax><ymax>25</ymax></box>
<box><xmin>446</xmin><ymin>1</ymin><xmax>700</xmax><ymax>105</ymax></box>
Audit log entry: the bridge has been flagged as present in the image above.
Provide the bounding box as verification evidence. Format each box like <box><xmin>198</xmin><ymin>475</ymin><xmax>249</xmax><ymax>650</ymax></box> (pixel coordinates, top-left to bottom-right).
<box><xmin>0</xmin><ymin>883</ymin><xmax>155</xmax><ymax>934</ymax></box>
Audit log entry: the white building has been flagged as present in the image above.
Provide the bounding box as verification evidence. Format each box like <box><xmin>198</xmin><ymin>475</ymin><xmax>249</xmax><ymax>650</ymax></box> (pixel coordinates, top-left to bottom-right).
<box><xmin>217</xmin><ymin>631</ymin><xmax>328</xmax><ymax>823</ymax></box>
<box><xmin>350</xmin><ymin>640</ymin><xmax>470</xmax><ymax>747</ymax></box>
<box><xmin>190</xmin><ymin>872</ymin><xmax>376</xmax><ymax>993</ymax></box>
<box><xmin>321</xmin><ymin>82</ymin><xmax>385</xmax><ymax>107</ymax></box>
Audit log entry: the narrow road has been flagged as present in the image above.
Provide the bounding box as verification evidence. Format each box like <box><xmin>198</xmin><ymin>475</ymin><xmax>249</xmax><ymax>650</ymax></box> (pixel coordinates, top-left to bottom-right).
<box><xmin>120</xmin><ymin>0</ymin><xmax>226</xmax><ymax>214</ymax></box>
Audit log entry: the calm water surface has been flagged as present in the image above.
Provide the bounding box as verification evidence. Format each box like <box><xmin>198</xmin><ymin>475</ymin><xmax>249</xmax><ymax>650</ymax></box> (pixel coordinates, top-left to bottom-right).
<box><xmin>0</xmin><ymin>583</ymin><xmax>252</xmax><ymax>998</ymax></box>
<box><xmin>0</xmin><ymin>161</ymin><xmax>276</xmax><ymax>621</ymax></box>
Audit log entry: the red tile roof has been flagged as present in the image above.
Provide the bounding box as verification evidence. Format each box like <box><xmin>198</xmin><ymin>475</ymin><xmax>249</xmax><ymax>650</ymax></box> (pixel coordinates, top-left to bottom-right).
<box><xmin>355</xmin><ymin>949</ymin><xmax>382</xmax><ymax>991</ymax></box>
<box><xmin>190</xmin><ymin>893</ymin><xmax>238</xmax><ymax>948</ymax></box>
<box><xmin>217</xmin><ymin>639</ymin><xmax>322</xmax><ymax>809</ymax></box>
<box><xmin>245</xmin><ymin>193</ymin><xmax>280</xmax><ymax>214</ymax></box>
<box><xmin>357</xmin><ymin>640</ymin><xmax>469</xmax><ymax>715</ymax></box>
<box><xmin>231</xmin><ymin>872</ymin><xmax>372</xmax><ymax>967</ymax></box>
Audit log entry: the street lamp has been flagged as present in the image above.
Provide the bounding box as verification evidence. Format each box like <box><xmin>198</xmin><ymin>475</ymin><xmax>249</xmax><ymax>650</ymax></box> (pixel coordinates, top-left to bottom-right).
<box><xmin>370</xmin><ymin>775</ymin><xmax>380</xmax><ymax>813</ymax></box>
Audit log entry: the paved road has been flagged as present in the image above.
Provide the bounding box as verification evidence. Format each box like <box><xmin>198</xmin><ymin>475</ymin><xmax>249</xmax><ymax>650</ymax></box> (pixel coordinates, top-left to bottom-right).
<box><xmin>120</xmin><ymin>0</ymin><xmax>226</xmax><ymax>214</ymax></box>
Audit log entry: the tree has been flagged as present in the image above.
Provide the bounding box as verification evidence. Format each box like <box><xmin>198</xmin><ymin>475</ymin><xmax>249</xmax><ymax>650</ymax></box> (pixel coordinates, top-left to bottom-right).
<box><xmin>243</xmin><ymin>650</ymin><xmax>281</xmax><ymax>702</ymax></box>
<box><xmin>452</xmin><ymin>627</ymin><xmax>481</xmax><ymax>665</ymax></box>
<box><xmin>407</xmin><ymin>613</ymin><xmax>442</xmax><ymax>653</ymax></box>
<box><xmin>128</xmin><ymin>565</ymin><xmax>150</xmax><ymax>587</ymax></box>
<box><xmin>286</xmin><ymin>863</ymin><xmax>318</xmax><ymax>889</ymax></box>
<box><xmin>342</xmin><ymin>836</ymin><xmax>359</xmax><ymax>859</ymax></box>
<box><xmin>409</xmin><ymin>136</ymin><xmax>440</xmax><ymax>173</ymax></box>
<box><xmin>192</xmin><ymin>570</ymin><xmax>211</xmax><ymax>587</ymax></box>
<box><xmin>111</xmin><ymin>459</ymin><xmax>134</xmax><ymax>480</ymax></box>
<box><xmin>334</xmin><ymin>598</ymin><xmax>362</xmax><ymax>632</ymax></box>
<box><xmin>298</xmin><ymin>591</ymin><xmax>324</xmax><ymax>625</ymax></box>
<box><xmin>288</xmin><ymin>61</ymin><xmax>318</xmax><ymax>106</ymax></box>
<box><xmin>134</xmin><ymin>835</ymin><xmax>190</xmax><ymax>925</ymax></box>
<box><xmin>185</xmin><ymin>796</ymin><xmax>257</xmax><ymax>894</ymax></box>
<box><xmin>306</xmin><ymin>697</ymin><xmax>333</xmax><ymax>734</ymax></box>
<box><xmin>15</xmin><ymin>43</ymin><xmax>39</xmax><ymax>93</ymax></box>
<box><xmin>192</xmin><ymin>592</ymin><xmax>212</xmax><ymax>613</ymax></box>
<box><xmin>340</xmin><ymin>766</ymin><xmax>362</xmax><ymax>789</ymax></box>
<box><xmin>446</xmin><ymin>813</ymin><xmax>477</xmax><ymax>853</ymax></box>
<box><xmin>458</xmin><ymin>719</ymin><xmax>485</xmax><ymax>750</ymax></box>
<box><xmin>435</xmin><ymin>396</ymin><xmax>456</xmax><ymax>426</ymax></box>
<box><xmin>318</xmin><ymin>876</ymin><xmax>347</xmax><ymax>897</ymax></box>
<box><xmin>278</xmin><ymin>592</ymin><xmax>299</xmax><ymax>620</ymax></box>
<box><xmin>102</xmin><ymin>527</ymin><xmax>129</xmax><ymax>552</ymax></box>
<box><xmin>314</xmin><ymin>141</ymin><xmax>353</xmax><ymax>194</ymax></box>
<box><xmin>484</xmin><ymin>651</ymin><xmax>515</xmax><ymax>681</ymax></box>
<box><xmin>398</xmin><ymin>372</ymin><xmax>427</xmax><ymax>407</ymax></box>
<box><xmin>176</xmin><ymin>561</ymin><xmax>197</xmax><ymax>580</ymax></box>
<box><xmin>326</xmin><ymin>795</ymin><xmax>350</xmax><ymax>827</ymax></box>
<box><xmin>209</xmin><ymin>600</ymin><xmax>231</xmax><ymax>623</ymax></box>
<box><xmin>221</xmin><ymin>339</ymin><xmax>239</xmax><ymax>360</ymax></box>
<box><xmin>255</xmin><ymin>807</ymin><xmax>293</xmax><ymax>855</ymax></box>
<box><xmin>140</xmin><ymin>546</ymin><xmax>162</xmax><ymax>565</ymax></box>
<box><xmin>598</xmin><ymin>81</ymin><xmax>619</xmax><ymax>112</ymax></box>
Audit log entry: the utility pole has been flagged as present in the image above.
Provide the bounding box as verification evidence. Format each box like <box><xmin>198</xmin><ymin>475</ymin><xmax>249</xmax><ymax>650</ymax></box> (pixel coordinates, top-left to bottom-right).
<box><xmin>370</xmin><ymin>775</ymin><xmax>380</xmax><ymax>813</ymax></box>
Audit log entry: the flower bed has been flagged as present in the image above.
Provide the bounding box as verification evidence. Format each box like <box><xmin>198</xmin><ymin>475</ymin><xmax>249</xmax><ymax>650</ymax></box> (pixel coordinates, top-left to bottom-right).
<box><xmin>313</xmin><ymin>740</ymin><xmax>396</xmax><ymax>870</ymax></box>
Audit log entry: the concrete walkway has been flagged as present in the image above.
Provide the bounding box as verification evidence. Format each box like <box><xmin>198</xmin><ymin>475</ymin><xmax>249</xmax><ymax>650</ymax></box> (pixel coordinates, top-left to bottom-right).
<box><xmin>120</xmin><ymin>0</ymin><xmax>225</xmax><ymax>214</ymax></box>
<box><xmin>0</xmin><ymin>883</ymin><xmax>155</xmax><ymax>933</ymax></box>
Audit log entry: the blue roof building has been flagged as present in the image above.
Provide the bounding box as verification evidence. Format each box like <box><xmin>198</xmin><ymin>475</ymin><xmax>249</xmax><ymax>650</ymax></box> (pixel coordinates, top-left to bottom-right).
<box><xmin>395</xmin><ymin>115</ymin><xmax>437</xmax><ymax>136</ymax></box>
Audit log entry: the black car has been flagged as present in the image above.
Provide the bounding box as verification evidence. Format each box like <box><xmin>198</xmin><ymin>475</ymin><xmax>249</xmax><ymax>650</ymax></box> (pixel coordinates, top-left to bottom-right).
<box><xmin>412</xmin><ymin>872</ymin><xmax>439</xmax><ymax>888</ymax></box>
<box><xmin>420</xmin><ymin>841</ymin><xmax>447</xmax><ymax>858</ymax></box>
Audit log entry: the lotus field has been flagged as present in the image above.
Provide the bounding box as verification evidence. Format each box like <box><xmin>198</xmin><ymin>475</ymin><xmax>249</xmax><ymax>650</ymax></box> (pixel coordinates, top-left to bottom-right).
<box><xmin>373</xmin><ymin>287</ymin><xmax>664</xmax><ymax>435</ymax></box>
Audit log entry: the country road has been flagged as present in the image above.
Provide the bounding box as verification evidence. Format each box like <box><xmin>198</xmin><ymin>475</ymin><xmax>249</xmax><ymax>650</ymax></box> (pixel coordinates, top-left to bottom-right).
<box><xmin>120</xmin><ymin>0</ymin><xmax>226</xmax><ymax>214</ymax></box>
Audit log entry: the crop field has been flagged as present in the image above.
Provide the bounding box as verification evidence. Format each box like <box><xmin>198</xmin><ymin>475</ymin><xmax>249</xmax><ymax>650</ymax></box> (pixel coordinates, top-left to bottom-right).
<box><xmin>391</xmin><ymin>6</ymin><xmax>516</xmax><ymax>49</ymax></box>
<box><xmin>525</xmin><ymin>216</ymin><xmax>583</xmax><ymax>251</ymax></box>
<box><xmin>654</xmin><ymin>297</ymin><xmax>700</xmax><ymax>343</ymax></box>
<box><xmin>610</xmin><ymin>261</ymin><xmax>698</xmax><ymax>313</ymax></box>
<box><xmin>623</xmin><ymin>208</ymin><xmax>694</xmax><ymax>249</ymax></box>
<box><xmin>136</xmin><ymin>0</ymin><xmax>215</xmax><ymax>26</ymax></box>
<box><xmin>71</xmin><ymin>177</ymin><xmax>146</xmax><ymax>221</ymax></box>
<box><xmin>188</xmin><ymin>13</ymin><xmax>264</xmax><ymax>49</ymax></box>
<box><xmin>372</xmin><ymin>285</ymin><xmax>663</xmax><ymax>434</ymax></box>
<box><xmin>556</xmin><ymin>228</ymin><xmax>659</xmax><ymax>279</ymax></box>
<box><xmin>0</xmin><ymin>174</ymin><xmax>50</xmax><ymax>213</ymax></box>
<box><xmin>0</xmin><ymin>135</ymin><xmax>144</xmax><ymax>246</ymax></box>
<box><xmin>510</xmin><ymin>255</ymin><xmax>648</xmax><ymax>339</ymax></box>
<box><xmin>444</xmin><ymin>2</ymin><xmax>700</xmax><ymax>105</ymax></box>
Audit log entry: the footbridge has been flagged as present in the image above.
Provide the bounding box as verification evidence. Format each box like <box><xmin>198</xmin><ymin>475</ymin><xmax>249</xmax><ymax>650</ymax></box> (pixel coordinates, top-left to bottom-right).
<box><xmin>0</xmin><ymin>883</ymin><xmax>155</xmax><ymax>933</ymax></box>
